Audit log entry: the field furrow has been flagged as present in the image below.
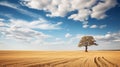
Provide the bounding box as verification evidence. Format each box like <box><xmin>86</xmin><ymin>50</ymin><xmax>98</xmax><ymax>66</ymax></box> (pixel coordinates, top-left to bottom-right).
<box><xmin>0</xmin><ymin>51</ymin><xmax>120</xmax><ymax>67</ymax></box>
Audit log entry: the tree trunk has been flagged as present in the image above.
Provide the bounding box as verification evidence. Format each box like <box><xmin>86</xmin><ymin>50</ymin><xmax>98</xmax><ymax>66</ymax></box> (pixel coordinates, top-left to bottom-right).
<box><xmin>85</xmin><ymin>45</ymin><xmax>88</xmax><ymax>52</ymax></box>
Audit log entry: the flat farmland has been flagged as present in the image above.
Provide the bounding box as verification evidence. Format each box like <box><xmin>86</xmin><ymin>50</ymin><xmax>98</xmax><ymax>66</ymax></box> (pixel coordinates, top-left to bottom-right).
<box><xmin>0</xmin><ymin>51</ymin><xmax>120</xmax><ymax>67</ymax></box>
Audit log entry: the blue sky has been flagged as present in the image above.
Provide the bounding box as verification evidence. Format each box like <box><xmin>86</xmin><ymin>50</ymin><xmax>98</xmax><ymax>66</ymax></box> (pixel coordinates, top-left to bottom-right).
<box><xmin>0</xmin><ymin>0</ymin><xmax>120</xmax><ymax>50</ymax></box>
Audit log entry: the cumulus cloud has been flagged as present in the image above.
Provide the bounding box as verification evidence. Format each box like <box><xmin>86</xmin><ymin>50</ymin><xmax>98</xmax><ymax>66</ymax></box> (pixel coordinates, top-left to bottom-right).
<box><xmin>65</xmin><ymin>33</ymin><xmax>72</xmax><ymax>38</ymax></box>
<box><xmin>83</xmin><ymin>24</ymin><xmax>89</xmax><ymax>28</ymax></box>
<box><xmin>0</xmin><ymin>18</ymin><xmax>8</xmax><ymax>27</ymax></box>
<box><xmin>3</xmin><ymin>28</ymin><xmax>49</xmax><ymax>41</ymax></box>
<box><xmin>21</xmin><ymin>0</ymin><xmax>117</xmax><ymax>22</ymax></box>
<box><xmin>0</xmin><ymin>17</ymin><xmax>119</xmax><ymax>50</ymax></box>
<box><xmin>91</xmin><ymin>0</ymin><xmax>117</xmax><ymax>19</ymax></box>
<box><xmin>0</xmin><ymin>22</ymin><xmax>5</xmax><ymax>27</ymax></box>
<box><xmin>0</xmin><ymin>18</ymin><xmax>4</xmax><ymax>21</ymax></box>
<box><xmin>68</xmin><ymin>9</ymin><xmax>91</xmax><ymax>22</ymax></box>
<box><xmin>90</xmin><ymin>25</ymin><xmax>98</xmax><ymax>28</ymax></box>
<box><xmin>0</xmin><ymin>18</ymin><xmax>62</xmax><ymax>43</ymax></box>
<box><xmin>95</xmin><ymin>31</ymin><xmax>120</xmax><ymax>42</ymax></box>
<box><xmin>0</xmin><ymin>26</ymin><xmax>49</xmax><ymax>43</ymax></box>
<box><xmin>69</xmin><ymin>31</ymin><xmax>120</xmax><ymax>44</ymax></box>
<box><xmin>66</xmin><ymin>31</ymin><xmax>120</xmax><ymax>50</ymax></box>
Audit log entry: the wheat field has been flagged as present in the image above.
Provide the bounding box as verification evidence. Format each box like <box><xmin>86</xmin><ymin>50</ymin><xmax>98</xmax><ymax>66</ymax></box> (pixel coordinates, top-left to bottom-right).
<box><xmin>0</xmin><ymin>51</ymin><xmax>120</xmax><ymax>67</ymax></box>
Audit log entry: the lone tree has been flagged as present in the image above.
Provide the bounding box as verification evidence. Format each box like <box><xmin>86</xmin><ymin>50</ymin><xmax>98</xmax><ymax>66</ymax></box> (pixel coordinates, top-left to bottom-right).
<box><xmin>78</xmin><ymin>36</ymin><xmax>98</xmax><ymax>52</ymax></box>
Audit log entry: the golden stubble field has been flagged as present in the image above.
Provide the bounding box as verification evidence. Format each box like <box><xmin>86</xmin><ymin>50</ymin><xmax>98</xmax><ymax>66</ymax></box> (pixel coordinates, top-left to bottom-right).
<box><xmin>0</xmin><ymin>51</ymin><xmax>120</xmax><ymax>67</ymax></box>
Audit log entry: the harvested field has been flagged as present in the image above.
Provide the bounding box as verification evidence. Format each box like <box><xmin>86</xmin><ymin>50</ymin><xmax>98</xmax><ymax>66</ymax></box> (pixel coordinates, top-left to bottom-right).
<box><xmin>0</xmin><ymin>51</ymin><xmax>120</xmax><ymax>67</ymax></box>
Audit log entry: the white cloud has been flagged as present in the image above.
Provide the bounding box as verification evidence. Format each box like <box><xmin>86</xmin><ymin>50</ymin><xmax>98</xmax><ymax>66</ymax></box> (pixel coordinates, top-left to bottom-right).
<box><xmin>0</xmin><ymin>18</ymin><xmax>7</xmax><ymax>27</ymax></box>
<box><xmin>84</xmin><ymin>24</ymin><xmax>107</xmax><ymax>29</ymax></box>
<box><xmin>0</xmin><ymin>22</ymin><xmax>5</xmax><ymax>27</ymax></box>
<box><xmin>0</xmin><ymin>18</ymin><xmax>62</xmax><ymax>43</ymax></box>
<box><xmin>94</xmin><ymin>31</ymin><xmax>120</xmax><ymax>42</ymax></box>
<box><xmin>68</xmin><ymin>31</ymin><xmax>120</xmax><ymax>45</ymax></box>
<box><xmin>0</xmin><ymin>25</ymin><xmax>50</xmax><ymax>43</ymax></box>
<box><xmin>90</xmin><ymin>25</ymin><xmax>98</xmax><ymax>28</ymax></box>
<box><xmin>55</xmin><ymin>38</ymin><xmax>62</xmax><ymax>41</ymax></box>
<box><xmin>91</xmin><ymin>0</ymin><xmax>117</xmax><ymax>19</ymax></box>
<box><xmin>65</xmin><ymin>31</ymin><xmax>120</xmax><ymax>50</ymax></box>
<box><xmin>68</xmin><ymin>9</ymin><xmax>91</xmax><ymax>22</ymax></box>
<box><xmin>21</xmin><ymin>0</ymin><xmax>117</xmax><ymax>22</ymax></box>
<box><xmin>7</xmin><ymin>28</ymin><xmax>49</xmax><ymax>41</ymax></box>
<box><xmin>9</xmin><ymin>18</ymin><xmax>62</xmax><ymax>30</ymax></box>
<box><xmin>65</xmin><ymin>33</ymin><xmax>72</xmax><ymax>38</ymax></box>
<box><xmin>0</xmin><ymin>18</ymin><xmax>4</xmax><ymax>21</ymax></box>
<box><xmin>83</xmin><ymin>24</ymin><xmax>89</xmax><ymax>28</ymax></box>
<box><xmin>0</xmin><ymin>18</ymin><xmax>120</xmax><ymax>50</ymax></box>
<box><xmin>0</xmin><ymin>1</ymin><xmax>41</xmax><ymax>18</ymax></box>
<box><xmin>99</xmin><ymin>25</ymin><xmax>107</xmax><ymax>29</ymax></box>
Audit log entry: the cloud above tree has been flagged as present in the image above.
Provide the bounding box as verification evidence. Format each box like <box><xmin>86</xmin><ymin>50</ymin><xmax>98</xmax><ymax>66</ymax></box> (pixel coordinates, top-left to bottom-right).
<box><xmin>21</xmin><ymin>0</ymin><xmax>117</xmax><ymax>22</ymax></box>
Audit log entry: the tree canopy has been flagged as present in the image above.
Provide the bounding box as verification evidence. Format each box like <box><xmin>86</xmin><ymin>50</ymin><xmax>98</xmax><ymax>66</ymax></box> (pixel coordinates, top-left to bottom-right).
<box><xmin>78</xmin><ymin>36</ymin><xmax>98</xmax><ymax>52</ymax></box>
